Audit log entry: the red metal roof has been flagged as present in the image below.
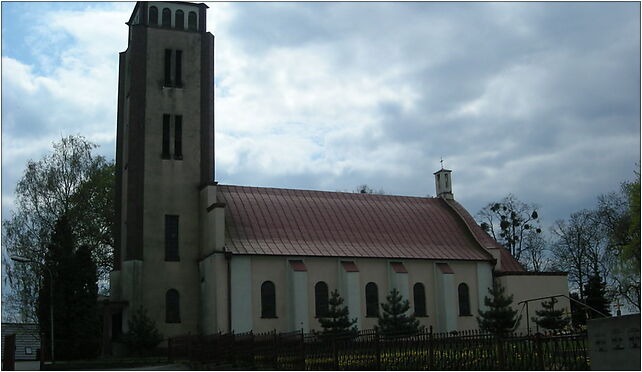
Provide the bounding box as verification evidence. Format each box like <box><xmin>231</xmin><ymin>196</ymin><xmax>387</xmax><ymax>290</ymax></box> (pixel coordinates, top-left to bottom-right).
<box><xmin>341</xmin><ymin>261</ymin><xmax>359</xmax><ymax>272</ymax></box>
<box><xmin>289</xmin><ymin>259</ymin><xmax>307</xmax><ymax>272</ymax></box>
<box><xmin>436</xmin><ymin>262</ymin><xmax>455</xmax><ymax>274</ymax></box>
<box><xmin>217</xmin><ymin>185</ymin><xmax>497</xmax><ymax>262</ymax></box>
<box><xmin>442</xmin><ymin>199</ymin><xmax>525</xmax><ymax>272</ymax></box>
<box><xmin>390</xmin><ymin>262</ymin><xmax>408</xmax><ymax>273</ymax></box>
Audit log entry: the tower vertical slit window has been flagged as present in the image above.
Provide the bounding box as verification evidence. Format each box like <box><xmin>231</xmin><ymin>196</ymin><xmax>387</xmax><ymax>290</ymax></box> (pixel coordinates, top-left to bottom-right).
<box><xmin>458</xmin><ymin>283</ymin><xmax>471</xmax><ymax>316</ymax></box>
<box><xmin>162</xmin><ymin>8</ymin><xmax>171</xmax><ymax>28</ymax></box>
<box><xmin>175</xmin><ymin>10</ymin><xmax>184</xmax><ymax>30</ymax></box>
<box><xmin>174</xmin><ymin>115</ymin><xmax>183</xmax><ymax>160</ymax></box>
<box><xmin>365</xmin><ymin>282</ymin><xmax>379</xmax><ymax>317</ymax></box>
<box><xmin>149</xmin><ymin>6</ymin><xmax>158</xmax><ymax>25</ymax></box>
<box><xmin>314</xmin><ymin>281</ymin><xmax>329</xmax><ymax>317</ymax></box>
<box><xmin>261</xmin><ymin>281</ymin><xmax>276</xmax><ymax>318</ymax></box>
<box><xmin>164</xmin><ymin>49</ymin><xmax>172</xmax><ymax>86</ymax></box>
<box><xmin>162</xmin><ymin>114</ymin><xmax>170</xmax><ymax>158</ymax></box>
<box><xmin>166</xmin><ymin>289</ymin><xmax>181</xmax><ymax>323</ymax></box>
<box><xmin>413</xmin><ymin>283</ymin><xmax>427</xmax><ymax>317</ymax></box>
<box><xmin>188</xmin><ymin>12</ymin><xmax>197</xmax><ymax>31</ymax></box>
<box><xmin>175</xmin><ymin>50</ymin><xmax>183</xmax><ymax>87</ymax></box>
<box><xmin>165</xmin><ymin>215</ymin><xmax>179</xmax><ymax>261</ymax></box>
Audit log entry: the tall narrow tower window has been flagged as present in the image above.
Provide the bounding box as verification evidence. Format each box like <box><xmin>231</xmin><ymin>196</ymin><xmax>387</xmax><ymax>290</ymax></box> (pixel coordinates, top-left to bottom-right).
<box><xmin>149</xmin><ymin>6</ymin><xmax>158</xmax><ymax>25</ymax></box>
<box><xmin>165</xmin><ymin>215</ymin><xmax>179</xmax><ymax>261</ymax></box>
<box><xmin>162</xmin><ymin>114</ymin><xmax>170</xmax><ymax>159</ymax></box>
<box><xmin>175</xmin><ymin>10</ymin><xmax>184</xmax><ymax>30</ymax></box>
<box><xmin>164</xmin><ymin>49</ymin><xmax>172</xmax><ymax>86</ymax></box>
<box><xmin>162</xmin><ymin>8</ymin><xmax>171</xmax><ymax>28</ymax></box>
<box><xmin>174</xmin><ymin>115</ymin><xmax>183</xmax><ymax>160</ymax></box>
<box><xmin>188</xmin><ymin>12</ymin><xmax>197</xmax><ymax>31</ymax></box>
<box><xmin>175</xmin><ymin>50</ymin><xmax>183</xmax><ymax>87</ymax></box>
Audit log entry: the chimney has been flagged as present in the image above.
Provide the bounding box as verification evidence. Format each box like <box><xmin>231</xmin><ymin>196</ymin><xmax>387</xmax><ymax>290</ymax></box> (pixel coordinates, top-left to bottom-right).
<box><xmin>434</xmin><ymin>167</ymin><xmax>454</xmax><ymax>199</ymax></box>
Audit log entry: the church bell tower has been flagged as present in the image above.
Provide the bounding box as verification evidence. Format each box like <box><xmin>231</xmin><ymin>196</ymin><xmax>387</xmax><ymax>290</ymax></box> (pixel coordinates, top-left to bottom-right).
<box><xmin>111</xmin><ymin>1</ymin><xmax>215</xmax><ymax>338</ymax></box>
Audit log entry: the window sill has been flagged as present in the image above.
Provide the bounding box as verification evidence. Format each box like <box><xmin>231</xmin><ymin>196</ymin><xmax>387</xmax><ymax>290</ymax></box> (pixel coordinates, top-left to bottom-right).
<box><xmin>459</xmin><ymin>314</ymin><xmax>473</xmax><ymax>317</ymax></box>
<box><xmin>366</xmin><ymin>315</ymin><xmax>379</xmax><ymax>318</ymax></box>
<box><xmin>165</xmin><ymin>258</ymin><xmax>180</xmax><ymax>262</ymax></box>
<box><xmin>261</xmin><ymin>316</ymin><xmax>278</xmax><ymax>319</ymax></box>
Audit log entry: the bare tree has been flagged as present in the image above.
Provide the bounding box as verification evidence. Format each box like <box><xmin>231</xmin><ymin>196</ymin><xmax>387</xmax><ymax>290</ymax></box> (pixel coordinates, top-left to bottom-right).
<box><xmin>550</xmin><ymin>209</ymin><xmax>610</xmax><ymax>300</ymax></box>
<box><xmin>476</xmin><ymin>194</ymin><xmax>542</xmax><ymax>264</ymax></box>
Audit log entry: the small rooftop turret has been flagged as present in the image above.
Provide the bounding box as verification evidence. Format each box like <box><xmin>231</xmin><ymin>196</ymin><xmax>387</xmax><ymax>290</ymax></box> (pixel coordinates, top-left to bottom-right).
<box><xmin>434</xmin><ymin>161</ymin><xmax>453</xmax><ymax>199</ymax></box>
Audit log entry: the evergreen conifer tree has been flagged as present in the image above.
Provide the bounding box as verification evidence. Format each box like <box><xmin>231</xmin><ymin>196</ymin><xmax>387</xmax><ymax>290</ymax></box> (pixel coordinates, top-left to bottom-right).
<box><xmin>569</xmin><ymin>292</ymin><xmax>587</xmax><ymax>327</ymax></box>
<box><xmin>375</xmin><ymin>288</ymin><xmax>423</xmax><ymax>336</ymax></box>
<box><xmin>316</xmin><ymin>290</ymin><xmax>357</xmax><ymax>340</ymax></box>
<box><xmin>477</xmin><ymin>281</ymin><xmax>521</xmax><ymax>337</ymax></box>
<box><xmin>531</xmin><ymin>297</ymin><xmax>570</xmax><ymax>332</ymax></box>
<box><xmin>584</xmin><ymin>272</ymin><xmax>611</xmax><ymax>319</ymax></box>
<box><xmin>37</xmin><ymin>216</ymin><xmax>101</xmax><ymax>359</ymax></box>
<box><xmin>122</xmin><ymin>306</ymin><xmax>164</xmax><ymax>356</ymax></box>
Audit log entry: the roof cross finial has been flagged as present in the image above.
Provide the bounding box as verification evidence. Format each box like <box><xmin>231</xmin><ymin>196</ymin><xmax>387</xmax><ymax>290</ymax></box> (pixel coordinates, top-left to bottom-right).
<box><xmin>440</xmin><ymin>157</ymin><xmax>444</xmax><ymax>169</ymax></box>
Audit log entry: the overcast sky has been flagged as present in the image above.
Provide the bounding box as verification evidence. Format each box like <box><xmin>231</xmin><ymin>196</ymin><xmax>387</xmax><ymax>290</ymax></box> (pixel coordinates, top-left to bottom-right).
<box><xmin>2</xmin><ymin>1</ymin><xmax>640</xmax><ymax>233</ymax></box>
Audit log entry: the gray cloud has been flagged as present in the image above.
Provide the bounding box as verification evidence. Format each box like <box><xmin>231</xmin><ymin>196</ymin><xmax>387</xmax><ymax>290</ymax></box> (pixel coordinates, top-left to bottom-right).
<box><xmin>2</xmin><ymin>2</ymin><xmax>639</xmax><ymax>234</ymax></box>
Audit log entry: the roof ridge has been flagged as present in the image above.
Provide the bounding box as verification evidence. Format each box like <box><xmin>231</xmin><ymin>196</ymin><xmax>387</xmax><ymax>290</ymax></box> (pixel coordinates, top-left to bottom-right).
<box><xmin>217</xmin><ymin>183</ymin><xmax>437</xmax><ymax>200</ymax></box>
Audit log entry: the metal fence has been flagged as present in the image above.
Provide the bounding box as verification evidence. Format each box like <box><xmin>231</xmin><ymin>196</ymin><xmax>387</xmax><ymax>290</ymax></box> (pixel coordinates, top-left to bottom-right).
<box><xmin>168</xmin><ymin>328</ymin><xmax>589</xmax><ymax>370</ymax></box>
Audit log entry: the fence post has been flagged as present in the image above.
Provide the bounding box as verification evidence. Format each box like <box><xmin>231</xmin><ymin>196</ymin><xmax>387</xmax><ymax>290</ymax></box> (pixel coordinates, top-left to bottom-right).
<box><xmin>300</xmin><ymin>329</ymin><xmax>306</xmax><ymax>370</ymax></box>
<box><xmin>375</xmin><ymin>329</ymin><xmax>381</xmax><ymax>370</ymax></box>
<box><xmin>250</xmin><ymin>331</ymin><xmax>255</xmax><ymax>370</ymax></box>
<box><xmin>534</xmin><ymin>333</ymin><xmax>544</xmax><ymax>370</ymax></box>
<box><xmin>273</xmin><ymin>331</ymin><xmax>279</xmax><ymax>370</ymax></box>
<box><xmin>428</xmin><ymin>326</ymin><xmax>433</xmax><ymax>371</ymax></box>
<box><xmin>496</xmin><ymin>336</ymin><xmax>504</xmax><ymax>370</ymax></box>
<box><xmin>332</xmin><ymin>333</ymin><xmax>338</xmax><ymax>370</ymax></box>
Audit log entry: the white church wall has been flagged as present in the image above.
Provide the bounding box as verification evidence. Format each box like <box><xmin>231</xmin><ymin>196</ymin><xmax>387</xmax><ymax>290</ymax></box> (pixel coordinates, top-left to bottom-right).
<box><xmin>230</xmin><ymin>256</ymin><xmax>253</xmax><ymax>333</ymax></box>
<box><xmin>387</xmin><ymin>262</ymin><xmax>410</xmax><ymax>307</ymax></box>
<box><xmin>476</xmin><ymin>262</ymin><xmax>493</xmax><ymax>313</ymax></box>
<box><xmin>307</xmin><ymin>258</ymin><xmax>340</xmax><ymax>332</ymax></box>
<box><xmin>199</xmin><ymin>185</ymin><xmax>217</xmax><ymax>257</ymax></box>
<box><xmin>340</xmin><ymin>263</ymin><xmax>362</xmax><ymax>330</ymax></box>
<box><xmin>357</xmin><ymin>258</ymin><xmax>389</xmax><ymax>330</ymax></box>
<box><xmin>251</xmin><ymin>256</ymin><xmax>288</xmax><ymax>332</ymax></box>
<box><xmin>434</xmin><ymin>263</ymin><xmax>457</xmax><ymax>332</ymax></box>
<box><xmin>287</xmin><ymin>260</ymin><xmax>309</xmax><ymax>332</ymax></box>
<box><xmin>199</xmin><ymin>253</ymin><xmax>218</xmax><ymax>334</ymax></box>
<box><xmin>497</xmin><ymin>273</ymin><xmax>570</xmax><ymax>334</ymax></box>
<box><xmin>450</xmin><ymin>261</ymin><xmax>479</xmax><ymax>330</ymax></box>
<box><xmin>405</xmin><ymin>260</ymin><xmax>436</xmax><ymax>330</ymax></box>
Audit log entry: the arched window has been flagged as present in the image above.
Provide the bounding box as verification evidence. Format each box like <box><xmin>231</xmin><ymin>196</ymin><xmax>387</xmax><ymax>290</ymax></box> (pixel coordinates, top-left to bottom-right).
<box><xmin>188</xmin><ymin>11</ymin><xmax>197</xmax><ymax>31</ymax></box>
<box><xmin>315</xmin><ymin>282</ymin><xmax>329</xmax><ymax>317</ymax></box>
<box><xmin>261</xmin><ymin>281</ymin><xmax>276</xmax><ymax>318</ymax></box>
<box><xmin>166</xmin><ymin>289</ymin><xmax>180</xmax><ymax>323</ymax></box>
<box><xmin>365</xmin><ymin>282</ymin><xmax>379</xmax><ymax>317</ymax></box>
<box><xmin>175</xmin><ymin>10</ymin><xmax>184</xmax><ymax>30</ymax></box>
<box><xmin>162</xmin><ymin>8</ymin><xmax>171</xmax><ymax>28</ymax></box>
<box><xmin>413</xmin><ymin>283</ymin><xmax>427</xmax><ymax>317</ymax></box>
<box><xmin>149</xmin><ymin>6</ymin><xmax>158</xmax><ymax>25</ymax></box>
<box><xmin>458</xmin><ymin>283</ymin><xmax>471</xmax><ymax>316</ymax></box>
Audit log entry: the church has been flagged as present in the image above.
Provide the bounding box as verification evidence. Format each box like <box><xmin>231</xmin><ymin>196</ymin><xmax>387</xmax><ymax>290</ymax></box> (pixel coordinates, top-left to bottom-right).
<box><xmin>107</xmin><ymin>1</ymin><xmax>569</xmax><ymax>343</ymax></box>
